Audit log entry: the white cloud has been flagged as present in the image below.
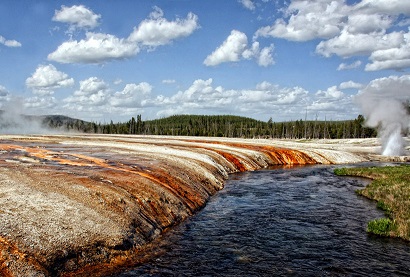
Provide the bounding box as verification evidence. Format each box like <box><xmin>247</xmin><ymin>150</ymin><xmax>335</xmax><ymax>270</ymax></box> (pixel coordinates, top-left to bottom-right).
<box><xmin>0</xmin><ymin>86</ymin><xmax>12</xmax><ymax>110</ymax></box>
<box><xmin>257</xmin><ymin>44</ymin><xmax>275</xmax><ymax>67</ymax></box>
<box><xmin>242</xmin><ymin>41</ymin><xmax>259</xmax><ymax>59</ymax></box>
<box><xmin>366</xmin><ymin>59</ymin><xmax>410</xmax><ymax>72</ymax></box>
<box><xmin>52</xmin><ymin>5</ymin><xmax>101</xmax><ymax>31</ymax></box>
<box><xmin>113</xmin><ymin>78</ymin><xmax>123</xmax><ymax>85</ymax></box>
<box><xmin>316</xmin><ymin>86</ymin><xmax>344</xmax><ymax>100</ymax></box>
<box><xmin>49</xmin><ymin>7</ymin><xmax>198</xmax><ymax>64</ymax></box>
<box><xmin>339</xmin><ymin>81</ymin><xmax>363</xmax><ymax>90</ymax></box>
<box><xmin>358</xmin><ymin>75</ymin><xmax>410</xmax><ymax>101</ymax></box>
<box><xmin>64</xmin><ymin>77</ymin><xmax>109</xmax><ymax>107</ymax></box>
<box><xmin>316</xmin><ymin>30</ymin><xmax>404</xmax><ymax>58</ymax></box>
<box><xmin>255</xmin><ymin>0</ymin><xmax>410</xmax><ymax>71</ymax></box>
<box><xmin>60</xmin><ymin>78</ymin><xmax>154</xmax><ymax>120</ymax></box>
<box><xmin>152</xmin><ymin>78</ymin><xmax>357</xmax><ymax>120</ymax></box>
<box><xmin>308</xmin><ymin>86</ymin><xmax>355</xmax><ymax>114</ymax></box>
<box><xmin>24</xmin><ymin>96</ymin><xmax>57</xmax><ymax>110</ymax></box>
<box><xmin>0</xmin><ymin>85</ymin><xmax>9</xmax><ymax>97</ymax></box>
<box><xmin>337</xmin><ymin>60</ymin><xmax>362</xmax><ymax>71</ymax></box>
<box><xmin>204</xmin><ymin>30</ymin><xmax>275</xmax><ymax>66</ymax></box>
<box><xmin>26</xmin><ymin>64</ymin><xmax>74</xmax><ymax>95</ymax></box>
<box><xmin>240</xmin><ymin>0</ymin><xmax>256</xmax><ymax>11</ymax></box>
<box><xmin>346</xmin><ymin>14</ymin><xmax>392</xmax><ymax>34</ymax></box>
<box><xmin>354</xmin><ymin>0</ymin><xmax>410</xmax><ymax>16</ymax></box>
<box><xmin>152</xmin><ymin>79</ymin><xmax>313</xmax><ymax>119</ymax></box>
<box><xmin>76</xmin><ymin>77</ymin><xmax>108</xmax><ymax>95</ymax></box>
<box><xmin>204</xmin><ymin>30</ymin><xmax>248</xmax><ymax>66</ymax></box>
<box><xmin>162</xmin><ymin>79</ymin><xmax>176</xmax><ymax>84</ymax></box>
<box><xmin>0</xmin><ymin>35</ymin><xmax>21</xmax><ymax>47</ymax></box>
<box><xmin>275</xmin><ymin>87</ymin><xmax>308</xmax><ymax>104</ymax></box>
<box><xmin>48</xmin><ymin>32</ymin><xmax>139</xmax><ymax>64</ymax></box>
<box><xmin>254</xmin><ymin>0</ymin><xmax>346</xmax><ymax>41</ymax></box>
<box><xmin>128</xmin><ymin>6</ymin><xmax>199</xmax><ymax>47</ymax></box>
<box><xmin>111</xmin><ymin>82</ymin><xmax>152</xmax><ymax>108</ymax></box>
<box><xmin>365</xmin><ymin>31</ymin><xmax>410</xmax><ymax>71</ymax></box>
<box><xmin>22</xmin><ymin>74</ymin><xmax>360</xmax><ymax>122</ymax></box>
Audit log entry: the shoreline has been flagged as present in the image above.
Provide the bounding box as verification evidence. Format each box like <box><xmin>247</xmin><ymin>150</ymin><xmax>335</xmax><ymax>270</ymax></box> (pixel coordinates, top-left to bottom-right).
<box><xmin>0</xmin><ymin>135</ymin><xmax>408</xmax><ymax>276</ymax></box>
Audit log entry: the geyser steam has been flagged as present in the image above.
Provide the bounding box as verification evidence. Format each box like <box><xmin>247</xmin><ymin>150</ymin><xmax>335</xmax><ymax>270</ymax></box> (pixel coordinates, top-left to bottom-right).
<box><xmin>356</xmin><ymin>75</ymin><xmax>410</xmax><ymax>156</ymax></box>
<box><xmin>0</xmin><ymin>98</ymin><xmax>49</xmax><ymax>134</ymax></box>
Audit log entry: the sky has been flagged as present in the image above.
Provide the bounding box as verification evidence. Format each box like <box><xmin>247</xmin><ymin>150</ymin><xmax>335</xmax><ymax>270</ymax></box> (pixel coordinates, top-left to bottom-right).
<box><xmin>0</xmin><ymin>0</ymin><xmax>410</xmax><ymax>123</ymax></box>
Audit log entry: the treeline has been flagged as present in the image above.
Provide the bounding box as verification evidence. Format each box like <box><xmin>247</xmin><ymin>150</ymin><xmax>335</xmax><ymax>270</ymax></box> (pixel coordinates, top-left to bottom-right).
<box><xmin>44</xmin><ymin>114</ymin><xmax>378</xmax><ymax>139</ymax></box>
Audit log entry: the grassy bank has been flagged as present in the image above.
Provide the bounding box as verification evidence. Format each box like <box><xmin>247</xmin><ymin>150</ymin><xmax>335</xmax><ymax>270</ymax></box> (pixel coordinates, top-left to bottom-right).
<box><xmin>334</xmin><ymin>165</ymin><xmax>410</xmax><ymax>241</ymax></box>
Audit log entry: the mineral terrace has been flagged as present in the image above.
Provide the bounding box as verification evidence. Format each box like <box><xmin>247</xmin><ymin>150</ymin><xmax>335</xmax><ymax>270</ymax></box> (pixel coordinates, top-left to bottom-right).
<box><xmin>0</xmin><ymin>134</ymin><xmax>408</xmax><ymax>276</ymax></box>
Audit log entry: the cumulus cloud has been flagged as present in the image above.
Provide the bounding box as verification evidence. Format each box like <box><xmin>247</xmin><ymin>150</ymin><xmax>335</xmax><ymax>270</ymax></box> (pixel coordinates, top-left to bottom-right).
<box><xmin>113</xmin><ymin>78</ymin><xmax>123</xmax><ymax>85</ymax></box>
<box><xmin>240</xmin><ymin>0</ymin><xmax>256</xmax><ymax>11</ymax></box>
<box><xmin>254</xmin><ymin>0</ymin><xmax>345</xmax><ymax>41</ymax></box>
<box><xmin>26</xmin><ymin>64</ymin><xmax>74</xmax><ymax>95</ymax></box>
<box><xmin>365</xmin><ymin>31</ymin><xmax>410</xmax><ymax>71</ymax></box>
<box><xmin>354</xmin><ymin>0</ymin><xmax>410</xmax><ymax>15</ymax></box>
<box><xmin>152</xmin><ymin>79</ymin><xmax>321</xmax><ymax>119</ymax></box>
<box><xmin>58</xmin><ymin>78</ymin><xmax>155</xmax><ymax>120</ymax></box>
<box><xmin>204</xmin><ymin>30</ymin><xmax>248</xmax><ymax>66</ymax></box>
<box><xmin>49</xmin><ymin>7</ymin><xmax>198</xmax><ymax>64</ymax></box>
<box><xmin>128</xmin><ymin>6</ymin><xmax>199</xmax><ymax>47</ymax></box>
<box><xmin>64</xmin><ymin>77</ymin><xmax>109</xmax><ymax>107</ymax></box>
<box><xmin>152</xmin><ymin>78</ymin><xmax>357</xmax><ymax>120</ymax></box>
<box><xmin>308</xmin><ymin>86</ymin><xmax>356</xmax><ymax>114</ymax></box>
<box><xmin>111</xmin><ymin>82</ymin><xmax>152</xmax><ymax>108</ymax></box>
<box><xmin>204</xmin><ymin>30</ymin><xmax>275</xmax><ymax>66</ymax></box>
<box><xmin>316</xmin><ymin>30</ymin><xmax>404</xmax><ymax>58</ymax></box>
<box><xmin>337</xmin><ymin>60</ymin><xmax>362</xmax><ymax>71</ymax></box>
<box><xmin>256</xmin><ymin>0</ymin><xmax>410</xmax><ymax>71</ymax></box>
<box><xmin>24</xmin><ymin>96</ymin><xmax>57</xmax><ymax>110</ymax></box>
<box><xmin>257</xmin><ymin>44</ymin><xmax>275</xmax><ymax>66</ymax></box>
<box><xmin>346</xmin><ymin>14</ymin><xmax>392</xmax><ymax>34</ymax></box>
<box><xmin>20</xmin><ymin>73</ymin><xmax>359</xmax><ymax>122</ymax></box>
<box><xmin>0</xmin><ymin>85</ymin><xmax>9</xmax><ymax>97</ymax></box>
<box><xmin>48</xmin><ymin>32</ymin><xmax>139</xmax><ymax>64</ymax></box>
<box><xmin>162</xmin><ymin>79</ymin><xmax>176</xmax><ymax>84</ymax></box>
<box><xmin>0</xmin><ymin>35</ymin><xmax>21</xmax><ymax>47</ymax></box>
<box><xmin>316</xmin><ymin>86</ymin><xmax>344</xmax><ymax>100</ymax></box>
<box><xmin>52</xmin><ymin>5</ymin><xmax>101</xmax><ymax>31</ymax></box>
<box><xmin>339</xmin><ymin>81</ymin><xmax>363</xmax><ymax>90</ymax></box>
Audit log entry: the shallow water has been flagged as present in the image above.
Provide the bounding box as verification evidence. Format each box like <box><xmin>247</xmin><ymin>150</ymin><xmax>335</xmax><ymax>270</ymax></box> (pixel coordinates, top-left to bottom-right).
<box><xmin>117</xmin><ymin>165</ymin><xmax>410</xmax><ymax>276</ymax></box>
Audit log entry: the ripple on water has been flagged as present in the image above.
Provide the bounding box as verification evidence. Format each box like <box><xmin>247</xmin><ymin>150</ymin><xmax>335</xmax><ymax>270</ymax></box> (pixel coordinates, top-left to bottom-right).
<box><xmin>117</xmin><ymin>165</ymin><xmax>410</xmax><ymax>277</ymax></box>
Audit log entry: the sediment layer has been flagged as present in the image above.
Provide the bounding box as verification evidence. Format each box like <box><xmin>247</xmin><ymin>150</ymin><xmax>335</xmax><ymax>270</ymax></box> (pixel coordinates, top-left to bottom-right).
<box><xmin>0</xmin><ymin>135</ymin><xmax>391</xmax><ymax>276</ymax></box>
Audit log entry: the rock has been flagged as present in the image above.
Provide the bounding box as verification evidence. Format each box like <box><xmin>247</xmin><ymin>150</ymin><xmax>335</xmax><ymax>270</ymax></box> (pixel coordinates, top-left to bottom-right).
<box><xmin>0</xmin><ymin>134</ymin><xmax>402</xmax><ymax>276</ymax></box>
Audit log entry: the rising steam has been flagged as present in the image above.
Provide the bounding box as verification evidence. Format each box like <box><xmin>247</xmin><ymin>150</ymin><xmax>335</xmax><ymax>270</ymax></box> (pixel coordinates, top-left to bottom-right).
<box><xmin>356</xmin><ymin>75</ymin><xmax>410</xmax><ymax>156</ymax></box>
<box><xmin>0</xmin><ymin>98</ymin><xmax>50</xmax><ymax>134</ymax></box>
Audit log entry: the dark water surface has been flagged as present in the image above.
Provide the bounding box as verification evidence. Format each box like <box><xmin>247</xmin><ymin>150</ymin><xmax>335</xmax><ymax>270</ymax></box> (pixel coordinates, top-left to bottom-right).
<box><xmin>117</xmin><ymin>165</ymin><xmax>410</xmax><ymax>276</ymax></box>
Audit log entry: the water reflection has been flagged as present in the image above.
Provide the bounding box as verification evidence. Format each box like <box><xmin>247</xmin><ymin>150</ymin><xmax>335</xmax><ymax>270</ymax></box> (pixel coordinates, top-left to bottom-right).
<box><xmin>117</xmin><ymin>165</ymin><xmax>410</xmax><ymax>276</ymax></box>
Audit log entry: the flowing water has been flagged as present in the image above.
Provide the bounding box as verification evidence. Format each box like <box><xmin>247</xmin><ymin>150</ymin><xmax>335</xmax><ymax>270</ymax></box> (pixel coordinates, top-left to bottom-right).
<box><xmin>117</xmin><ymin>165</ymin><xmax>410</xmax><ymax>276</ymax></box>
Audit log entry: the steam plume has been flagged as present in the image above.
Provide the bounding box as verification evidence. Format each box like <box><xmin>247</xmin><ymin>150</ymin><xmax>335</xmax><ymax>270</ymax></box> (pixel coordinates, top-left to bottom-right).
<box><xmin>0</xmin><ymin>98</ymin><xmax>49</xmax><ymax>134</ymax></box>
<box><xmin>356</xmin><ymin>75</ymin><xmax>410</xmax><ymax>156</ymax></box>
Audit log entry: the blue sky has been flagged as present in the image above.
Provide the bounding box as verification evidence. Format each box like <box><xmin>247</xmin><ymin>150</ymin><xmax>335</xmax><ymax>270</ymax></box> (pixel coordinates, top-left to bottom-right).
<box><xmin>0</xmin><ymin>0</ymin><xmax>410</xmax><ymax>123</ymax></box>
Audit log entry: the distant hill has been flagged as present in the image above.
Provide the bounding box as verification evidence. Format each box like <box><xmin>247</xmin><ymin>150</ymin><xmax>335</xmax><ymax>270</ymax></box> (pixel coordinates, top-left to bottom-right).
<box><xmin>145</xmin><ymin>114</ymin><xmax>264</xmax><ymax>130</ymax></box>
<box><xmin>39</xmin><ymin>114</ymin><xmax>90</xmax><ymax>128</ymax></box>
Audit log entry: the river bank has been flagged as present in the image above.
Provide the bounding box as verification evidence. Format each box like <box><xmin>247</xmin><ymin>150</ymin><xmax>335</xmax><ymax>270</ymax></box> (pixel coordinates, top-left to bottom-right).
<box><xmin>335</xmin><ymin>165</ymin><xmax>410</xmax><ymax>241</ymax></box>
<box><xmin>0</xmin><ymin>135</ymin><xmax>408</xmax><ymax>276</ymax></box>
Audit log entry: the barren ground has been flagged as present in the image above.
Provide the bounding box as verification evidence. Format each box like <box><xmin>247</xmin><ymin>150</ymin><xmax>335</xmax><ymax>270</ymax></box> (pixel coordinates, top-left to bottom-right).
<box><xmin>0</xmin><ymin>134</ymin><xmax>408</xmax><ymax>276</ymax></box>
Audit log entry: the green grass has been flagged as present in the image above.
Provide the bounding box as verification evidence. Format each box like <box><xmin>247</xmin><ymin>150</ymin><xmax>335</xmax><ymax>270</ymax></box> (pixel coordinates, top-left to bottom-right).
<box><xmin>367</xmin><ymin>218</ymin><xmax>396</xmax><ymax>236</ymax></box>
<box><xmin>334</xmin><ymin>165</ymin><xmax>410</xmax><ymax>241</ymax></box>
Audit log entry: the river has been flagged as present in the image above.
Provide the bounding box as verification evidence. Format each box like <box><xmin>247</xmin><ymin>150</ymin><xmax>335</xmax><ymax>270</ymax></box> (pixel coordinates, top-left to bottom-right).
<box><xmin>116</xmin><ymin>164</ymin><xmax>410</xmax><ymax>276</ymax></box>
